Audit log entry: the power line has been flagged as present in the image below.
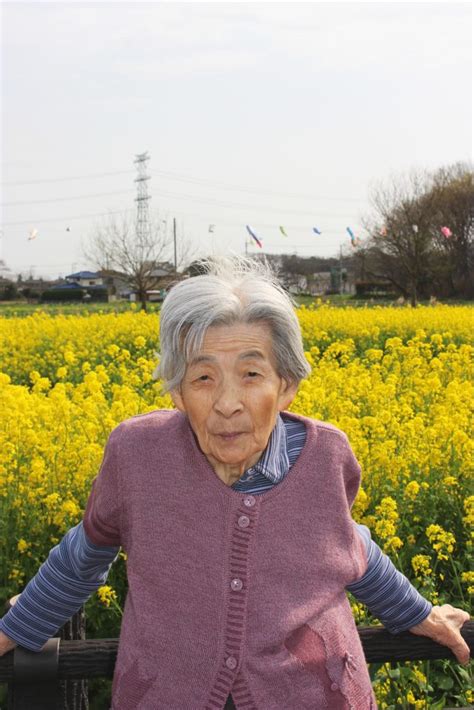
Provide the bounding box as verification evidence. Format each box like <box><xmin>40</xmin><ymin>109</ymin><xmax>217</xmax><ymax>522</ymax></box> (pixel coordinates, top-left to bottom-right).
<box><xmin>1</xmin><ymin>184</ymin><xmax>361</xmax><ymax>218</ymax></box>
<box><xmin>151</xmin><ymin>169</ymin><xmax>366</xmax><ymax>203</ymax></box>
<box><xmin>1</xmin><ymin>189</ymin><xmax>133</xmax><ymax>207</ymax></box>
<box><xmin>1</xmin><ymin>170</ymin><xmax>135</xmax><ymax>186</ymax></box>
<box><xmin>2</xmin><ymin>208</ymin><xmax>134</xmax><ymax>227</ymax></box>
<box><xmin>1</xmin><ymin>165</ymin><xmax>367</xmax><ymax>203</ymax></box>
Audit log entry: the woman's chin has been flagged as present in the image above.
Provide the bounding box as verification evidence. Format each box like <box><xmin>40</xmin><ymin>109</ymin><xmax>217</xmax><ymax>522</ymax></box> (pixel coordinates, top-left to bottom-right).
<box><xmin>211</xmin><ymin>444</ymin><xmax>257</xmax><ymax>469</ymax></box>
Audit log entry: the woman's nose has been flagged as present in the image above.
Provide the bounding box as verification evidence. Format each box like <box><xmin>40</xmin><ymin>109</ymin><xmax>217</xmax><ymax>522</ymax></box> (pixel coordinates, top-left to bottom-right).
<box><xmin>213</xmin><ymin>383</ymin><xmax>244</xmax><ymax>417</ymax></box>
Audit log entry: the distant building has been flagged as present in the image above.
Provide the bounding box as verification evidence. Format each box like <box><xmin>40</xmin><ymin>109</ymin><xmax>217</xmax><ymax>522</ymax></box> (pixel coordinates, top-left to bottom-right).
<box><xmin>98</xmin><ymin>270</ymin><xmax>132</xmax><ymax>300</ymax></box>
<box><xmin>65</xmin><ymin>270</ymin><xmax>103</xmax><ymax>287</ymax></box>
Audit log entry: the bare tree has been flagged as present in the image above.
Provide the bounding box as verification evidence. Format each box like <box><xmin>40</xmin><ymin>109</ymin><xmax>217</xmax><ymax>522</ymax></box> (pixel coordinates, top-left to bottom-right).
<box><xmin>362</xmin><ymin>164</ymin><xmax>474</xmax><ymax>305</ymax></box>
<box><xmin>430</xmin><ymin>163</ymin><xmax>474</xmax><ymax>298</ymax></box>
<box><xmin>84</xmin><ymin>215</ymin><xmax>173</xmax><ymax>311</ymax></box>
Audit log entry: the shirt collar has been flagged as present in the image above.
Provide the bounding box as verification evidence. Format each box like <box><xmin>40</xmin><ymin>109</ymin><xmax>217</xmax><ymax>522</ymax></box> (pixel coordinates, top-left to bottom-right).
<box><xmin>240</xmin><ymin>415</ymin><xmax>289</xmax><ymax>485</ymax></box>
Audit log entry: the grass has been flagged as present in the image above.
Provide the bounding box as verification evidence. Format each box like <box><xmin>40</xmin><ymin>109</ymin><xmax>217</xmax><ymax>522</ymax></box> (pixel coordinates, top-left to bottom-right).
<box><xmin>0</xmin><ymin>295</ymin><xmax>472</xmax><ymax>318</ymax></box>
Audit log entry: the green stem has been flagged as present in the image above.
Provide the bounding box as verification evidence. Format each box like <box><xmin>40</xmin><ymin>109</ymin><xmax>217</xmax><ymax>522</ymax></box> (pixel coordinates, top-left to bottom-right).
<box><xmin>449</xmin><ymin>557</ymin><xmax>465</xmax><ymax>604</ymax></box>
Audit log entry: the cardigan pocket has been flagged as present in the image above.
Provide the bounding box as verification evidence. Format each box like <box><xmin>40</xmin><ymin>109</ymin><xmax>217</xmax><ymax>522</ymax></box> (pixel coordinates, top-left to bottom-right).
<box><xmin>310</xmin><ymin>604</ymin><xmax>375</xmax><ymax>710</ymax></box>
<box><xmin>284</xmin><ymin>606</ymin><xmax>376</xmax><ymax>710</ymax></box>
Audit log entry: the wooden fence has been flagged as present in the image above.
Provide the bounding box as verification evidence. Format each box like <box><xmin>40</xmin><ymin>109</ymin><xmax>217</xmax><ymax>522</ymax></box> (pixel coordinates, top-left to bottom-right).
<box><xmin>0</xmin><ymin>606</ymin><xmax>472</xmax><ymax>710</ymax></box>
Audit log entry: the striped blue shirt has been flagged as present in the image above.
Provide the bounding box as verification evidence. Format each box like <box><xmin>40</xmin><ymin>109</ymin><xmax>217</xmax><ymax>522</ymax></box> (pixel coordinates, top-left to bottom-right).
<box><xmin>0</xmin><ymin>415</ymin><xmax>431</xmax><ymax>651</ymax></box>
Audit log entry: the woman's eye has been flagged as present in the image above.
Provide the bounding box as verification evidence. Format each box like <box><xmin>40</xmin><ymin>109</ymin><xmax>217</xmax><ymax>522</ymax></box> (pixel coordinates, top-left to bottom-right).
<box><xmin>246</xmin><ymin>371</ymin><xmax>259</xmax><ymax>378</ymax></box>
<box><xmin>198</xmin><ymin>375</ymin><xmax>210</xmax><ymax>381</ymax></box>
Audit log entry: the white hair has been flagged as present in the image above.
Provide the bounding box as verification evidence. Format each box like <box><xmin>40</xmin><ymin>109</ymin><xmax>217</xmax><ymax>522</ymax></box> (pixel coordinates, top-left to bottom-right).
<box><xmin>155</xmin><ymin>255</ymin><xmax>311</xmax><ymax>391</ymax></box>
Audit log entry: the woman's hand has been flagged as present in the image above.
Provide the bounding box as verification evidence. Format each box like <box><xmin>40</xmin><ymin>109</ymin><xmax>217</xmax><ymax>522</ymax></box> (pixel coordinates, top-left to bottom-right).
<box><xmin>409</xmin><ymin>604</ymin><xmax>470</xmax><ymax>664</ymax></box>
<box><xmin>0</xmin><ymin>629</ymin><xmax>17</xmax><ymax>656</ymax></box>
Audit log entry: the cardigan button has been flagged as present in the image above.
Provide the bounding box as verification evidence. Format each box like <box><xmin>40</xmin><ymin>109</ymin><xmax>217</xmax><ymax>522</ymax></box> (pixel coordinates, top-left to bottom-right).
<box><xmin>330</xmin><ymin>682</ymin><xmax>339</xmax><ymax>691</ymax></box>
<box><xmin>231</xmin><ymin>578</ymin><xmax>243</xmax><ymax>591</ymax></box>
<box><xmin>238</xmin><ymin>515</ymin><xmax>250</xmax><ymax>528</ymax></box>
<box><xmin>243</xmin><ymin>495</ymin><xmax>256</xmax><ymax>507</ymax></box>
<box><xmin>225</xmin><ymin>656</ymin><xmax>238</xmax><ymax>670</ymax></box>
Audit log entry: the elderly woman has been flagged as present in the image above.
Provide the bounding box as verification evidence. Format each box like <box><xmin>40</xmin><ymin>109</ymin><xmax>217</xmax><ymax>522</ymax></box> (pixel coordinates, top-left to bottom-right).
<box><xmin>0</xmin><ymin>257</ymin><xmax>469</xmax><ymax>709</ymax></box>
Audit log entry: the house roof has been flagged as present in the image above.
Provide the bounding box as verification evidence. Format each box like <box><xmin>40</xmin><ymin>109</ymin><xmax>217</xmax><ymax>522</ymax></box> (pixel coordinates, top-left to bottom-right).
<box><xmin>65</xmin><ymin>270</ymin><xmax>100</xmax><ymax>279</ymax></box>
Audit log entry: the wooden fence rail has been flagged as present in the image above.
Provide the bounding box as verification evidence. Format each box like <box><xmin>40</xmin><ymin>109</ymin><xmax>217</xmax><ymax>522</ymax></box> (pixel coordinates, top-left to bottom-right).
<box><xmin>1</xmin><ymin>622</ymin><xmax>473</xmax><ymax>709</ymax></box>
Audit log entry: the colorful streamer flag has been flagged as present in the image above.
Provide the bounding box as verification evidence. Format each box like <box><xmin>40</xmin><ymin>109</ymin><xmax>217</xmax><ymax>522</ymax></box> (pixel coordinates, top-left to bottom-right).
<box><xmin>208</xmin><ymin>224</ymin><xmax>215</xmax><ymax>233</ymax></box>
<box><xmin>412</xmin><ymin>225</ymin><xmax>419</xmax><ymax>234</ymax></box>
<box><xmin>28</xmin><ymin>228</ymin><xmax>38</xmax><ymax>241</ymax></box>
<box><xmin>346</xmin><ymin>226</ymin><xmax>361</xmax><ymax>247</ymax></box>
<box><xmin>279</xmin><ymin>226</ymin><xmax>288</xmax><ymax>237</ymax></box>
<box><xmin>312</xmin><ymin>227</ymin><xmax>322</xmax><ymax>235</ymax></box>
<box><xmin>440</xmin><ymin>226</ymin><xmax>452</xmax><ymax>238</ymax></box>
<box><xmin>246</xmin><ymin>225</ymin><xmax>263</xmax><ymax>248</ymax></box>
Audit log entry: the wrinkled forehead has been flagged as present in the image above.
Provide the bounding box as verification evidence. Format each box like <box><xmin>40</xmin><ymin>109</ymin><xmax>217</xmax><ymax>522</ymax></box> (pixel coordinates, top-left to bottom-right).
<box><xmin>185</xmin><ymin>321</ymin><xmax>276</xmax><ymax>367</ymax></box>
<box><xmin>188</xmin><ymin>349</ymin><xmax>268</xmax><ymax>367</ymax></box>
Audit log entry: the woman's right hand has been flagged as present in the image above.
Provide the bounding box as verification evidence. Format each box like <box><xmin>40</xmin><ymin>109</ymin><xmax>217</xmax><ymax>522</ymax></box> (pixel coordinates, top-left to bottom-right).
<box><xmin>0</xmin><ymin>630</ymin><xmax>17</xmax><ymax>656</ymax></box>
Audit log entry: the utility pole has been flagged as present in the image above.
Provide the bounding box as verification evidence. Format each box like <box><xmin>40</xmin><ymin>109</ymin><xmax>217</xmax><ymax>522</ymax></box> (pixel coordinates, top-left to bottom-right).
<box><xmin>339</xmin><ymin>244</ymin><xmax>343</xmax><ymax>295</ymax></box>
<box><xmin>134</xmin><ymin>152</ymin><xmax>151</xmax><ymax>244</ymax></box>
<box><xmin>173</xmin><ymin>217</ymin><xmax>177</xmax><ymax>272</ymax></box>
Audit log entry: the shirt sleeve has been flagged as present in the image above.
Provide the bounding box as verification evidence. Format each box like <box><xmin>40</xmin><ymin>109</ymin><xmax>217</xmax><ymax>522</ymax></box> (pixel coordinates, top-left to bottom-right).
<box><xmin>0</xmin><ymin>522</ymin><xmax>119</xmax><ymax>651</ymax></box>
<box><xmin>83</xmin><ymin>426</ymin><xmax>123</xmax><ymax>546</ymax></box>
<box><xmin>347</xmin><ymin>524</ymin><xmax>432</xmax><ymax>634</ymax></box>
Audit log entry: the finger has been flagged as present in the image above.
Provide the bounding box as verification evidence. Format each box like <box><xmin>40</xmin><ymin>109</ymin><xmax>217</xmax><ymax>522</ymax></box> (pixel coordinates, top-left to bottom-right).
<box><xmin>449</xmin><ymin>635</ymin><xmax>470</xmax><ymax>665</ymax></box>
<box><xmin>429</xmin><ymin>621</ymin><xmax>471</xmax><ymax>665</ymax></box>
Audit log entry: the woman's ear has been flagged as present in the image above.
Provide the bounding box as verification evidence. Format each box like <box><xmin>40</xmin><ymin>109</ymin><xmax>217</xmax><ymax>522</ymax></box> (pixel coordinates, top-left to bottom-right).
<box><xmin>170</xmin><ymin>389</ymin><xmax>185</xmax><ymax>412</ymax></box>
<box><xmin>278</xmin><ymin>379</ymin><xmax>298</xmax><ymax>412</ymax></box>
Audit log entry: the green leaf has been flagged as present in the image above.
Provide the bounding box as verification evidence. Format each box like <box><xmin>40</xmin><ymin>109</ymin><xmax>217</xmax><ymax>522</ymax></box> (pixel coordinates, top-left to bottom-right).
<box><xmin>428</xmin><ymin>696</ymin><xmax>447</xmax><ymax>710</ymax></box>
<box><xmin>436</xmin><ymin>675</ymin><xmax>454</xmax><ymax>690</ymax></box>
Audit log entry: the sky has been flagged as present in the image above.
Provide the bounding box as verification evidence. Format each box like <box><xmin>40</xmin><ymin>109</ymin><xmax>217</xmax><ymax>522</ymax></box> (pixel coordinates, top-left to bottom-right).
<box><xmin>1</xmin><ymin>1</ymin><xmax>472</xmax><ymax>279</ymax></box>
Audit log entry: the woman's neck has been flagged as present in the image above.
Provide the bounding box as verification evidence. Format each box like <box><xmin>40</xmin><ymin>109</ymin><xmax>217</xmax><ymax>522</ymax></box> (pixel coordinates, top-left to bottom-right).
<box><xmin>207</xmin><ymin>451</ymin><xmax>263</xmax><ymax>486</ymax></box>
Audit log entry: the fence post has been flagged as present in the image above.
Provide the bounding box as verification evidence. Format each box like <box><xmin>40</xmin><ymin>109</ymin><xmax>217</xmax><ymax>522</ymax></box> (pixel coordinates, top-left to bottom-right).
<box><xmin>5</xmin><ymin>596</ymin><xmax>88</xmax><ymax>710</ymax></box>
<box><xmin>8</xmin><ymin>638</ymin><xmax>60</xmax><ymax>710</ymax></box>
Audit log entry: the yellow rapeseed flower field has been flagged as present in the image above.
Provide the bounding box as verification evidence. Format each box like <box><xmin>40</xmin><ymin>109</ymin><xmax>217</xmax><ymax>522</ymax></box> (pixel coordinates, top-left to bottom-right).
<box><xmin>0</xmin><ymin>303</ymin><xmax>472</xmax><ymax>708</ymax></box>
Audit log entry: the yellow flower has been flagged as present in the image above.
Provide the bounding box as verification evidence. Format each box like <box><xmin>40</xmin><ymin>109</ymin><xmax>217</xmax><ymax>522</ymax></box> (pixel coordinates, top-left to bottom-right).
<box><xmin>17</xmin><ymin>538</ymin><xmax>29</xmax><ymax>553</ymax></box>
<box><xmin>384</xmin><ymin>536</ymin><xmax>404</xmax><ymax>554</ymax></box>
<box><xmin>463</xmin><ymin>496</ymin><xmax>474</xmax><ymax>527</ymax></box>
<box><xmin>43</xmin><ymin>493</ymin><xmax>61</xmax><ymax>510</ymax></box>
<box><xmin>411</xmin><ymin>554</ymin><xmax>432</xmax><ymax>578</ymax></box>
<box><xmin>405</xmin><ymin>481</ymin><xmax>420</xmax><ymax>500</ymax></box>
<box><xmin>425</xmin><ymin>524</ymin><xmax>455</xmax><ymax>561</ymax></box>
<box><xmin>134</xmin><ymin>335</ymin><xmax>146</xmax><ymax>349</ymax></box>
<box><xmin>61</xmin><ymin>499</ymin><xmax>80</xmax><ymax>518</ymax></box>
<box><xmin>412</xmin><ymin>667</ymin><xmax>427</xmax><ymax>684</ymax></box>
<box><xmin>63</xmin><ymin>349</ymin><xmax>76</xmax><ymax>365</ymax></box>
<box><xmin>461</xmin><ymin>571</ymin><xmax>474</xmax><ymax>594</ymax></box>
<box><xmin>97</xmin><ymin>585</ymin><xmax>118</xmax><ymax>607</ymax></box>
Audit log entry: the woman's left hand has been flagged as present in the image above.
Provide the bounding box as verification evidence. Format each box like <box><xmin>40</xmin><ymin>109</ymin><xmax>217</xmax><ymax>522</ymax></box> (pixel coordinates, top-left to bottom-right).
<box><xmin>409</xmin><ymin>604</ymin><xmax>471</xmax><ymax>664</ymax></box>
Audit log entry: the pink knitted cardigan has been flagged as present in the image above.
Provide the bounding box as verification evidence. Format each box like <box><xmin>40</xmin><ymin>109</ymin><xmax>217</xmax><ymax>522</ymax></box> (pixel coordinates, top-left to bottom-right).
<box><xmin>84</xmin><ymin>410</ymin><xmax>377</xmax><ymax>709</ymax></box>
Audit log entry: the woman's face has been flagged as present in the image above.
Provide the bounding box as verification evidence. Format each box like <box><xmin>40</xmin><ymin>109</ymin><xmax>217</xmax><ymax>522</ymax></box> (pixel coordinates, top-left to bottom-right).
<box><xmin>171</xmin><ymin>322</ymin><xmax>297</xmax><ymax>483</ymax></box>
